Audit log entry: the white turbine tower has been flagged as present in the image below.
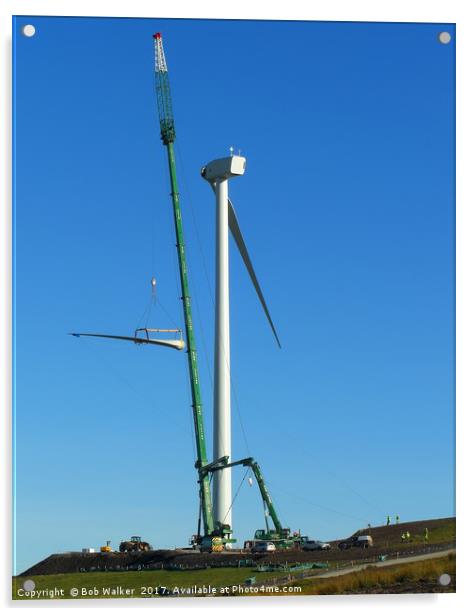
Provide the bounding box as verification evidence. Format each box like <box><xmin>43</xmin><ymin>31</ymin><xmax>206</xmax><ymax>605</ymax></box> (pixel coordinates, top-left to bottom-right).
<box><xmin>201</xmin><ymin>155</ymin><xmax>281</xmax><ymax>545</ymax></box>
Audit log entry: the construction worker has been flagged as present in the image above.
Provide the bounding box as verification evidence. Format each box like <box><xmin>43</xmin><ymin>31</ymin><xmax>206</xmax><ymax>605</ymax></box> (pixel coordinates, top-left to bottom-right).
<box><xmin>406</xmin><ymin>530</ymin><xmax>411</xmax><ymax>542</ymax></box>
<box><xmin>401</xmin><ymin>532</ymin><xmax>406</xmax><ymax>542</ymax></box>
<box><xmin>386</xmin><ymin>515</ymin><xmax>391</xmax><ymax>526</ymax></box>
<box><xmin>424</xmin><ymin>528</ymin><xmax>429</xmax><ymax>542</ymax></box>
<box><xmin>396</xmin><ymin>515</ymin><xmax>400</xmax><ymax>524</ymax></box>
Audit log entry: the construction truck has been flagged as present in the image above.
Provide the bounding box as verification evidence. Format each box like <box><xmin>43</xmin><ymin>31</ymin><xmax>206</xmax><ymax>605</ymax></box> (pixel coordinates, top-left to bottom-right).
<box><xmin>338</xmin><ymin>534</ymin><xmax>373</xmax><ymax>550</ymax></box>
<box><xmin>100</xmin><ymin>540</ymin><xmax>112</xmax><ymax>553</ymax></box>
<box><xmin>119</xmin><ymin>536</ymin><xmax>152</xmax><ymax>552</ymax></box>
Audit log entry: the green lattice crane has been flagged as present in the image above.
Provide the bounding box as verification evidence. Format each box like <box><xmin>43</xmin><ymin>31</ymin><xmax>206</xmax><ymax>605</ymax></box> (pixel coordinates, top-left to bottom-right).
<box><xmin>152</xmin><ymin>33</ymin><xmax>218</xmax><ymax>549</ymax></box>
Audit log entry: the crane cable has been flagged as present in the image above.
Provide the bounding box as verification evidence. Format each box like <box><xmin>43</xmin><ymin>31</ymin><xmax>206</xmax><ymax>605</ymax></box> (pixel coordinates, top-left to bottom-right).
<box><xmin>175</xmin><ymin>142</ymin><xmax>252</xmax><ymax>458</ymax></box>
<box><xmin>173</xmin><ymin>143</ymin><xmax>215</xmax><ymax>390</ymax></box>
<box><xmin>264</xmin><ymin>423</ymin><xmax>386</xmax><ymax>518</ymax></box>
<box><xmin>77</xmin><ymin>336</ymin><xmax>190</xmax><ymax>433</ymax></box>
<box><xmin>265</xmin><ymin>479</ymin><xmax>370</xmax><ymax>525</ymax></box>
<box><xmin>167</xmin><ymin>194</ymin><xmax>215</xmax><ymax>464</ymax></box>
<box><xmin>221</xmin><ymin>466</ymin><xmax>249</xmax><ymax>525</ymax></box>
<box><xmin>135</xmin><ymin>294</ymin><xmax>153</xmax><ymax>330</ymax></box>
<box><xmin>154</xmin><ymin>137</ymin><xmax>198</xmax><ymax>466</ymax></box>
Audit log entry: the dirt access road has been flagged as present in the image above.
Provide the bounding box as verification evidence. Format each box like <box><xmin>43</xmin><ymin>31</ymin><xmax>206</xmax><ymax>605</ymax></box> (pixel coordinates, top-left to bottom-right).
<box><xmin>293</xmin><ymin>547</ymin><xmax>455</xmax><ymax>582</ymax></box>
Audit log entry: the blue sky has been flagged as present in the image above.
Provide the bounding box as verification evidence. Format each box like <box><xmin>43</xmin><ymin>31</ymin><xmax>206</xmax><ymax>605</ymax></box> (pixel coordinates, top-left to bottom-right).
<box><xmin>13</xmin><ymin>16</ymin><xmax>455</xmax><ymax>574</ymax></box>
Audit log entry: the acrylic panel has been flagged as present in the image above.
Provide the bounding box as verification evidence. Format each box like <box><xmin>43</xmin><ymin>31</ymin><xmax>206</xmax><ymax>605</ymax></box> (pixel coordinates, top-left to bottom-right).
<box><xmin>12</xmin><ymin>15</ymin><xmax>455</xmax><ymax>599</ymax></box>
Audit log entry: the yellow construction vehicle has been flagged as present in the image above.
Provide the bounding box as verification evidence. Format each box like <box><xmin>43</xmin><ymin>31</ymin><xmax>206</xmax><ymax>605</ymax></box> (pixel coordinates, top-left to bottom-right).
<box><xmin>100</xmin><ymin>540</ymin><xmax>112</xmax><ymax>553</ymax></box>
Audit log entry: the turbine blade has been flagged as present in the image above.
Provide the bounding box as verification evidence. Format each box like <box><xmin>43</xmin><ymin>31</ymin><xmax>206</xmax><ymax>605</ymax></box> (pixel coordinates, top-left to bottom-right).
<box><xmin>69</xmin><ymin>332</ymin><xmax>185</xmax><ymax>351</ymax></box>
<box><xmin>227</xmin><ymin>199</ymin><xmax>281</xmax><ymax>348</ymax></box>
<box><xmin>204</xmin><ymin>180</ymin><xmax>281</xmax><ymax>348</ymax></box>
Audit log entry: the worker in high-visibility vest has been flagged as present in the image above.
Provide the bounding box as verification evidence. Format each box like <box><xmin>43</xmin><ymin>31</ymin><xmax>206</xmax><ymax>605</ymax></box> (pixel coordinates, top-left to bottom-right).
<box><xmin>401</xmin><ymin>532</ymin><xmax>406</xmax><ymax>542</ymax></box>
<box><xmin>406</xmin><ymin>530</ymin><xmax>411</xmax><ymax>541</ymax></box>
<box><xmin>424</xmin><ymin>528</ymin><xmax>429</xmax><ymax>542</ymax></box>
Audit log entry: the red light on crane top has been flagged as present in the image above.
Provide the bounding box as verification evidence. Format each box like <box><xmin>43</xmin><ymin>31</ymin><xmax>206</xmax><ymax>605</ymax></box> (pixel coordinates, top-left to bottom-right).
<box><xmin>153</xmin><ymin>32</ymin><xmax>162</xmax><ymax>39</ymax></box>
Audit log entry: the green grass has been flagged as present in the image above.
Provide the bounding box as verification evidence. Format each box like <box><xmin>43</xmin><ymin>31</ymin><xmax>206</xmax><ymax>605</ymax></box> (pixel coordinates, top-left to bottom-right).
<box><xmin>293</xmin><ymin>554</ymin><xmax>456</xmax><ymax>595</ymax></box>
<box><xmin>411</xmin><ymin>520</ymin><xmax>455</xmax><ymax>544</ymax></box>
<box><xmin>392</xmin><ymin>519</ymin><xmax>456</xmax><ymax>549</ymax></box>
<box><xmin>14</xmin><ymin>555</ymin><xmax>456</xmax><ymax>599</ymax></box>
<box><xmin>13</xmin><ymin>567</ymin><xmax>276</xmax><ymax>600</ymax></box>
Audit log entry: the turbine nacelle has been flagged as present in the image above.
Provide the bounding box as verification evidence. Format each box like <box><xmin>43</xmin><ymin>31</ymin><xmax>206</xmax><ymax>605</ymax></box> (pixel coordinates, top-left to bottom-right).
<box><xmin>201</xmin><ymin>155</ymin><xmax>246</xmax><ymax>182</ymax></box>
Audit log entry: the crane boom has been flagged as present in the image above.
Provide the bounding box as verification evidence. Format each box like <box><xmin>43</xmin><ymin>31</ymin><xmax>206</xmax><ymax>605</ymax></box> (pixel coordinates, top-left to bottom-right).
<box><xmin>203</xmin><ymin>455</ymin><xmax>287</xmax><ymax>539</ymax></box>
<box><xmin>152</xmin><ymin>32</ymin><xmax>214</xmax><ymax>539</ymax></box>
<box><xmin>248</xmin><ymin>460</ymin><xmax>283</xmax><ymax>533</ymax></box>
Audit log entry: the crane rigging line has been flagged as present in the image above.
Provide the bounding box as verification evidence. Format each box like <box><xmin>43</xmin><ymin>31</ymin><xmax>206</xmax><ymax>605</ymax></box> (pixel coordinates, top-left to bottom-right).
<box><xmin>152</xmin><ymin>128</ymin><xmax>207</xmax><ymax>476</ymax></box>
<box><xmin>264</xmin><ymin>420</ymin><xmax>386</xmax><ymax>518</ymax></box>
<box><xmin>182</xmin><ymin>254</ymin><xmax>214</xmax><ymax>390</ymax></box>
<box><xmin>179</xmin><ymin>332</ymin><xmax>199</xmax><ymax>468</ymax></box>
<box><xmin>156</xmin><ymin>296</ymin><xmax>180</xmax><ymax>331</ymax></box>
<box><xmin>175</xmin><ymin>142</ymin><xmax>252</xmax><ymax>459</ymax></box>
<box><xmin>221</xmin><ymin>467</ymin><xmax>249</xmax><ymax>525</ymax></box>
<box><xmin>265</xmin><ymin>479</ymin><xmax>371</xmax><ymax>525</ymax></box>
<box><xmin>157</xmin><ymin>127</ymin><xmax>182</xmax><ymax>309</ymax></box>
<box><xmin>320</xmin><ymin>465</ymin><xmax>387</xmax><ymax>518</ymax></box>
<box><xmin>77</xmin><ymin>337</ymin><xmax>190</xmax><ymax>434</ymax></box>
<box><xmin>175</xmin><ymin>144</ymin><xmax>215</xmax><ymax>307</ymax></box>
<box><xmin>135</xmin><ymin>295</ymin><xmax>153</xmax><ymax>331</ymax></box>
<box><xmin>134</xmin><ymin>276</ymin><xmax>180</xmax><ymax>333</ymax></box>
<box><xmin>173</xmin><ymin>143</ymin><xmax>215</xmax><ymax>388</ymax></box>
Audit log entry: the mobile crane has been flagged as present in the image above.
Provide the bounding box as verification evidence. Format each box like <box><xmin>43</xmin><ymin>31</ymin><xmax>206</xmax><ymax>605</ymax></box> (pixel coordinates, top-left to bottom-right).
<box><xmin>153</xmin><ymin>33</ymin><xmax>304</xmax><ymax>551</ymax></box>
<box><xmin>208</xmin><ymin>456</ymin><xmax>305</xmax><ymax>550</ymax></box>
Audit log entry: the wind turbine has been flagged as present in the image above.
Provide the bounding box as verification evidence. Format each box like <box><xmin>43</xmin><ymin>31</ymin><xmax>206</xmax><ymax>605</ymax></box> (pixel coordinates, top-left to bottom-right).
<box><xmin>201</xmin><ymin>155</ymin><xmax>281</xmax><ymax>544</ymax></box>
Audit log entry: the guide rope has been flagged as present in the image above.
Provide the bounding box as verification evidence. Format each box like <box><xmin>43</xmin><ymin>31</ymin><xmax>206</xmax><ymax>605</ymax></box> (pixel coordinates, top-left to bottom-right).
<box><xmin>221</xmin><ymin>467</ymin><xmax>249</xmax><ymax>525</ymax></box>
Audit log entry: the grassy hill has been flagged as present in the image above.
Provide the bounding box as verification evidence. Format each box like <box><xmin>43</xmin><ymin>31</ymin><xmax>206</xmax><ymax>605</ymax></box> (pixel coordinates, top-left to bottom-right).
<box><xmin>341</xmin><ymin>517</ymin><xmax>455</xmax><ymax>548</ymax></box>
<box><xmin>13</xmin><ymin>516</ymin><xmax>455</xmax><ymax>600</ymax></box>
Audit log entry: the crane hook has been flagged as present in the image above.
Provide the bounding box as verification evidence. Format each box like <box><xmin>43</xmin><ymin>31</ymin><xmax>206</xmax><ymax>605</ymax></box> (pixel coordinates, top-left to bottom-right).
<box><xmin>151</xmin><ymin>276</ymin><xmax>157</xmax><ymax>302</ymax></box>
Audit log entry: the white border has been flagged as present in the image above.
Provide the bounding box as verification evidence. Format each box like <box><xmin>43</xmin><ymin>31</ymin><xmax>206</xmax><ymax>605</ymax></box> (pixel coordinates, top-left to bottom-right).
<box><xmin>2</xmin><ymin>1</ymin><xmax>472</xmax><ymax>614</ymax></box>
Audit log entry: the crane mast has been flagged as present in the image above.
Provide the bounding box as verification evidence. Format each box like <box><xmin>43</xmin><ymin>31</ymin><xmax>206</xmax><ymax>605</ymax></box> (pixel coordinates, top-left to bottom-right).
<box><xmin>153</xmin><ymin>33</ymin><xmax>215</xmax><ymax>541</ymax></box>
